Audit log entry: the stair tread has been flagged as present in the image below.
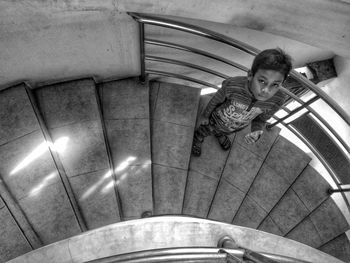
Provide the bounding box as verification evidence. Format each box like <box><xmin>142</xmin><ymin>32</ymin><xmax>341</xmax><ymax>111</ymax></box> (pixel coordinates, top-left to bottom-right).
<box><xmin>183</xmin><ymin>170</ymin><xmax>219</xmax><ymax>218</ymax></box>
<box><xmin>0</xmin><ymin>78</ymin><xmax>348</xmax><ymax>263</ymax></box>
<box><xmin>69</xmin><ymin>168</ymin><xmax>121</xmax><ymax>229</ymax></box>
<box><xmin>153</xmin><ymin>164</ymin><xmax>188</xmax><ymax>215</ymax></box>
<box><xmin>0</xmin><ymin>206</ymin><xmax>33</xmax><ymax>261</ymax></box>
<box><xmin>319</xmin><ymin>233</ymin><xmax>350</xmax><ymax>262</ymax></box>
<box><xmin>258</xmin><ymin>216</ymin><xmax>284</xmax><ymax>236</ymax></box>
<box><xmin>286</xmin><ymin>217</ymin><xmax>323</xmax><ymax>248</ymax></box>
<box><xmin>0</xmin><ymin>84</ymin><xmax>40</xmax><ymax>146</ymax></box>
<box><xmin>150</xmin><ymin>81</ymin><xmax>200</xmax><ymax>215</ymax></box>
<box><xmin>207</xmin><ymin>178</ymin><xmax>245</xmax><ymax>223</ymax></box>
<box><xmin>310</xmin><ymin>197</ymin><xmax>349</xmax><ymax>244</ymax></box>
<box><xmin>233</xmin><ymin>195</ymin><xmax>268</xmax><ymax>228</ymax></box>
<box><xmin>35</xmin><ymin>79</ymin><xmax>99</xmax><ymax>128</ymax></box>
<box><xmin>267</xmin><ymin>188</ymin><xmax>310</xmax><ymax>235</ymax></box>
<box><xmin>0</xmin><ymin>84</ymin><xmax>82</xmax><ymax>247</ymax></box>
<box><xmin>100</xmin><ymin>78</ymin><xmax>152</xmax><ymax>219</ymax></box>
<box><xmin>264</xmin><ymin>136</ymin><xmax>311</xmax><ymax>185</ymax></box>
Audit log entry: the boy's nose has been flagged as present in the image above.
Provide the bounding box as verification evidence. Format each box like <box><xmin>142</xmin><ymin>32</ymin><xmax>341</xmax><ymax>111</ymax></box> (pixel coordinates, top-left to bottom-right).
<box><xmin>261</xmin><ymin>86</ymin><xmax>269</xmax><ymax>93</ymax></box>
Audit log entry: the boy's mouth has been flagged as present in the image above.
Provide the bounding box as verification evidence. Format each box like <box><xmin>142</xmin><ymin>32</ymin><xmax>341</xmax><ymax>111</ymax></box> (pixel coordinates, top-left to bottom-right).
<box><xmin>256</xmin><ymin>93</ymin><xmax>268</xmax><ymax>100</ymax></box>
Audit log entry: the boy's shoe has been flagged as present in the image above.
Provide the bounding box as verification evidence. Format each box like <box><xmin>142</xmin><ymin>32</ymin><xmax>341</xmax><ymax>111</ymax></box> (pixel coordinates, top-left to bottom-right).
<box><xmin>192</xmin><ymin>138</ymin><xmax>202</xmax><ymax>157</ymax></box>
<box><xmin>216</xmin><ymin>134</ymin><xmax>231</xmax><ymax>151</ymax></box>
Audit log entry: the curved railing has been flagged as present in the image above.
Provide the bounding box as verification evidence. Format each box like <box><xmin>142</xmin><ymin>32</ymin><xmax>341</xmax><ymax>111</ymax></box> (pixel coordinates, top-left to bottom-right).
<box><xmin>128</xmin><ymin>12</ymin><xmax>350</xmax><ymax>212</ymax></box>
<box><xmin>85</xmin><ymin>247</ymin><xmax>312</xmax><ymax>263</ymax></box>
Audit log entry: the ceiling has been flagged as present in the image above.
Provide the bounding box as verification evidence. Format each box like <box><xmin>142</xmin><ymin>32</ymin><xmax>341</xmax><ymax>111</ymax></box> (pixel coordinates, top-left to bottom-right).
<box><xmin>0</xmin><ymin>0</ymin><xmax>349</xmax><ymax>89</ymax></box>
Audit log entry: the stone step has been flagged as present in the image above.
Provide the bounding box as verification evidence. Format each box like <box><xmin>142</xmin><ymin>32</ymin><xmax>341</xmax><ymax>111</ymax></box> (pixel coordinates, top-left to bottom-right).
<box><xmin>286</xmin><ymin>196</ymin><xmax>349</xmax><ymax>248</ymax></box>
<box><xmin>258</xmin><ymin>165</ymin><xmax>330</xmax><ymax>236</ymax></box>
<box><xmin>319</xmin><ymin>233</ymin><xmax>350</xmax><ymax>263</ymax></box>
<box><xmin>232</xmin><ymin>136</ymin><xmax>312</xmax><ymax>229</ymax></box>
<box><xmin>35</xmin><ymin>79</ymin><xmax>121</xmax><ymax>229</ymax></box>
<box><xmin>156</xmin><ymin>85</ymin><xmax>349</xmax><ymax>260</ymax></box>
<box><xmin>206</xmin><ymin>126</ymin><xmax>281</xmax><ymax>223</ymax></box>
<box><xmin>150</xmin><ymin>81</ymin><xmax>200</xmax><ymax>215</ymax></box>
<box><xmin>99</xmin><ymin>77</ymin><xmax>153</xmax><ymax>220</ymax></box>
<box><xmin>183</xmin><ymin>93</ymin><xmax>281</xmax><ymax>220</ymax></box>
<box><xmin>183</xmin><ymin>94</ymin><xmax>234</xmax><ymax>218</ymax></box>
<box><xmin>0</xmin><ymin>84</ymin><xmax>81</xmax><ymax>253</ymax></box>
<box><xmin>0</xmin><ymin>79</ymin><xmax>349</xmax><ymax>263</ymax></box>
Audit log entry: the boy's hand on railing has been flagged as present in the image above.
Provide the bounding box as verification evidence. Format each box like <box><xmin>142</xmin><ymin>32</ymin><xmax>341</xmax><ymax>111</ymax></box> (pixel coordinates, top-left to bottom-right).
<box><xmin>244</xmin><ymin>130</ymin><xmax>263</xmax><ymax>144</ymax></box>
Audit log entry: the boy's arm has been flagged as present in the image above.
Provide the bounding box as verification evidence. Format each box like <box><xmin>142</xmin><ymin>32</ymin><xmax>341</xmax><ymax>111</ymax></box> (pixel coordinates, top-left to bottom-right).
<box><xmin>245</xmin><ymin>102</ymin><xmax>283</xmax><ymax>144</ymax></box>
<box><xmin>250</xmin><ymin>111</ymin><xmax>273</xmax><ymax>132</ymax></box>
<box><xmin>202</xmin><ymin>79</ymin><xmax>228</xmax><ymax>119</ymax></box>
<box><xmin>251</xmin><ymin>97</ymin><xmax>285</xmax><ymax>132</ymax></box>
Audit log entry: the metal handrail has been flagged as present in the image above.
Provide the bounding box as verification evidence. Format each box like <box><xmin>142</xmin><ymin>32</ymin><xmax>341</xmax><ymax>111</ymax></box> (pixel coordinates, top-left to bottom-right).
<box><xmin>147</xmin><ymin>61</ymin><xmax>350</xmax><ymax>158</ymax></box>
<box><xmin>146</xmin><ymin>55</ymin><xmax>230</xmax><ymax>79</ymax></box>
<box><xmin>145</xmin><ymin>39</ymin><xmax>249</xmax><ymax>72</ymax></box>
<box><xmin>289</xmin><ymin>70</ymin><xmax>350</xmax><ymax>126</ymax></box>
<box><xmin>146</xmin><ymin>50</ymin><xmax>350</xmax><ymax>158</ymax></box>
<box><xmin>138</xmin><ymin>23</ymin><xmax>146</xmax><ymax>82</ymax></box>
<box><xmin>269</xmin><ymin>89</ymin><xmax>350</xmax><ymax>156</ymax></box>
<box><xmin>145</xmin><ymin>39</ymin><xmax>350</xmax><ymax>156</ymax></box>
<box><xmin>146</xmin><ymin>46</ymin><xmax>350</xmax><ymax>158</ymax></box>
<box><xmin>270</xmin><ymin>96</ymin><xmax>320</xmax><ymax>125</ymax></box>
<box><xmin>128</xmin><ymin>13</ymin><xmax>350</xmax><ymax>167</ymax></box>
<box><xmin>146</xmin><ymin>69</ymin><xmax>219</xmax><ymax>89</ymax></box>
<box><xmin>128</xmin><ymin>12</ymin><xmax>259</xmax><ymax>56</ymax></box>
<box><xmin>128</xmin><ymin>12</ymin><xmax>350</xmax><ymax>127</ymax></box>
<box><xmin>85</xmin><ymin>247</ymin><xmax>312</xmax><ymax>263</ymax></box>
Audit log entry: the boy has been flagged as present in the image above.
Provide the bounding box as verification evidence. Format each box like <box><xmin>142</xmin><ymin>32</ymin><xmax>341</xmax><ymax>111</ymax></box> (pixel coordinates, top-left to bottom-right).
<box><xmin>192</xmin><ymin>48</ymin><xmax>292</xmax><ymax>156</ymax></box>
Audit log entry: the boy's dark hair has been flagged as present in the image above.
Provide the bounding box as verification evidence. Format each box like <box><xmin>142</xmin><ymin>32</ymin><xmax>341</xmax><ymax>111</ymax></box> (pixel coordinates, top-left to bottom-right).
<box><xmin>251</xmin><ymin>48</ymin><xmax>292</xmax><ymax>80</ymax></box>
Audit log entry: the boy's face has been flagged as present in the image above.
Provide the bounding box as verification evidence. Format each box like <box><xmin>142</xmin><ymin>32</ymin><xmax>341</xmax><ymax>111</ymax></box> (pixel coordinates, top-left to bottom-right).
<box><xmin>248</xmin><ymin>69</ymin><xmax>284</xmax><ymax>101</ymax></box>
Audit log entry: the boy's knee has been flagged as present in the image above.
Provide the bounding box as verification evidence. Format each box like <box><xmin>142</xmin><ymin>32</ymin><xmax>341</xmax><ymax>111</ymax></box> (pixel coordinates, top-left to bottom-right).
<box><xmin>196</xmin><ymin>124</ymin><xmax>212</xmax><ymax>137</ymax></box>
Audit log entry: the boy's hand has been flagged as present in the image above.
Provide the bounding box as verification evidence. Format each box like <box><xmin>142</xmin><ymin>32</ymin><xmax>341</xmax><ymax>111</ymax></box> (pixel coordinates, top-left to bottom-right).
<box><xmin>244</xmin><ymin>130</ymin><xmax>263</xmax><ymax>144</ymax></box>
<box><xmin>199</xmin><ymin>116</ymin><xmax>209</xmax><ymax>125</ymax></box>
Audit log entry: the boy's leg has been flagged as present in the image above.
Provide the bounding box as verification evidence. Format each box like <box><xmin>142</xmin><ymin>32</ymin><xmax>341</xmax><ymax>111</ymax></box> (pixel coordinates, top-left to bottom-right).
<box><xmin>192</xmin><ymin>123</ymin><xmax>214</xmax><ymax>156</ymax></box>
<box><xmin>194</xmin><ymin>123</ymin><xmax>213</xmax><ymax>141</ymax></box>
<box><xmin>213</xmin><ymin>130</ymin><xmax>232</xmax><ymax>151</ymax></box>
<box><xmin>208</xmin><ymin>117</ymin><xmax>233</xmax><ymax>151</ymax></box>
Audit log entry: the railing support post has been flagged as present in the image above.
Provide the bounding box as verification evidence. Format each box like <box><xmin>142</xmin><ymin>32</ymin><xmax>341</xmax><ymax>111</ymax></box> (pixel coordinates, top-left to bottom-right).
<box><xmin>218</xmin><ymin>235</ymin><xmax>280</xmax><ymax>263</ymax></box>
<box><xmin>139</xmin><ymin>23</ymin><xmax>146</xmax><ymax>83</ymax></box>
<box><xmin>328</xmin><ymin>187</ymin><xmax>350</xmax><ymax>194</ymax></box>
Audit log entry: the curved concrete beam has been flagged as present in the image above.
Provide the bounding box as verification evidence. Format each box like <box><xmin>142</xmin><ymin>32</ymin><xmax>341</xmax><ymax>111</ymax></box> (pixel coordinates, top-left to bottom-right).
<box><xmin>7</xmin><ymin>216</ymin><xmax>344</xmax><ymax>263</ymax></box>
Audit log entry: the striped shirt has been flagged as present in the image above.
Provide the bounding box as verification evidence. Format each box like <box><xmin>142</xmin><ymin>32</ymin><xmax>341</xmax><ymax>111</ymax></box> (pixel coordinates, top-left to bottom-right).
<box><xmin>203</xmin><ymin>76</ymin><xmax>286</xmax><ymax>133</ymax></box>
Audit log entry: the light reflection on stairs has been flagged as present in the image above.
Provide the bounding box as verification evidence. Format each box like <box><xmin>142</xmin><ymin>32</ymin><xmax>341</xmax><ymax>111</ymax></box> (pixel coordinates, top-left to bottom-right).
<box><xmin>0</xmin><ymin>77</ymin><xmax>349</xmax><ymax>262</ymax></box>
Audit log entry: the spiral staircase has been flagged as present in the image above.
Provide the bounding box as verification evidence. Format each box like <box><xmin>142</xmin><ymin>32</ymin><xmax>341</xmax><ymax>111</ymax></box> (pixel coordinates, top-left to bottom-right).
<box><xmin>0</xmin><ymin>1</ymin><xmax>350</xmax><ymax>263</ymax></box>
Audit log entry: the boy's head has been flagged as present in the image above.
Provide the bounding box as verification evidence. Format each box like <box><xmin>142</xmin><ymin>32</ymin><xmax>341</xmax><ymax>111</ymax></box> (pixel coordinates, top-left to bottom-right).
<box><xmin>247</xmin><ymin>48</ymin><xmax>292</xmax><ymax>101</ymax></box>
<box><xmin>251</xmin><ymin>48</ymin><xmax>292</xmax><ymax>81</ymax></box>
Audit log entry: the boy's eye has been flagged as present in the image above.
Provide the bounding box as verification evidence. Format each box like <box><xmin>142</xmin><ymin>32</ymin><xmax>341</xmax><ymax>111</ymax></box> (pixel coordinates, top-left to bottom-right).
<box><xmin>258</xmin><ymin>79</ymin><xmax>265</xmax><ymax>84</ymax></box>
